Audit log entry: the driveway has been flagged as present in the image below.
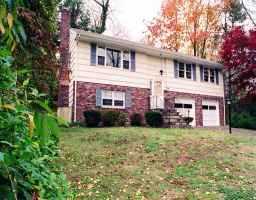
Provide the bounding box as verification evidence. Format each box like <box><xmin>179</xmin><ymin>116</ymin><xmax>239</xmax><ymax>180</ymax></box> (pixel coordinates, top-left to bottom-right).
<box><xmin>204</xmin><ymin>126</ymin><xmax>256</xmax><ymax>136</ymax></box>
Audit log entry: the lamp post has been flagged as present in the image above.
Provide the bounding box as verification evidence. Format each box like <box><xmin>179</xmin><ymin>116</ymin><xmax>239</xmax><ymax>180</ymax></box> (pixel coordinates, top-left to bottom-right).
<box><xmin>227</xmin><ymin>98</ymin><xmax>232</xmax><ymax>134</ymax></box>
<box><xmin>227</xmin><ymin>68</ymin><xmax>232</xmax><ymax>134</ymax></box>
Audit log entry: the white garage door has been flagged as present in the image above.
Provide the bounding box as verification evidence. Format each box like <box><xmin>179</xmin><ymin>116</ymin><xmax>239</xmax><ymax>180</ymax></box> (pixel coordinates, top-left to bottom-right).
<box><xmin>202</xmin><ymin>100</ymin><xmax>219</xmax><ymax>126</ymax></box>
<box><xmin>175</xmin><ymin>98</ymin><xmax>196</xmax><ymax>127</ymax></box>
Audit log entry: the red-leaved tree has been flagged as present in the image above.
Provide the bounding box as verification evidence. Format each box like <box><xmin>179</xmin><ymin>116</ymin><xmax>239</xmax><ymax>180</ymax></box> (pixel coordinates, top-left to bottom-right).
<box><xmin>220</xmin><ymin>26</ymin><xmax>256</xmax><ymax>101</ymax></box>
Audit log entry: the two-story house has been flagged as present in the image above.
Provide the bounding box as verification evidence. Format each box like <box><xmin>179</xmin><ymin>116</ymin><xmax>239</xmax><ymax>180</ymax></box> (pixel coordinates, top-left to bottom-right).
<box><xmin>57</xmin><ymin>9</ymin><xmax>225</xmax><ymax>127</ymax></box>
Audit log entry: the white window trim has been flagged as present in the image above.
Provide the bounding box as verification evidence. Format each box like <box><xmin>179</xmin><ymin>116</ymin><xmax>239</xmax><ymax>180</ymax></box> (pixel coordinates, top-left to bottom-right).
<box><xmin>96</xmin><ymin>45</ymin><xmax>131</xmax><ymax>71</ymax></box>
<box><xmin>203</xmin><ymin>67</ymin><xmax>216</xmax><ymax>84</ymax></box>
<box><xmin>178</xmin><ymin>62</ymin><xmax>193</xmax><ymax>80</ymax></box>
<box><xmin>101</xmin><ymin>90</ymin><xmax>126</xmax><ymax>109</ymax></box>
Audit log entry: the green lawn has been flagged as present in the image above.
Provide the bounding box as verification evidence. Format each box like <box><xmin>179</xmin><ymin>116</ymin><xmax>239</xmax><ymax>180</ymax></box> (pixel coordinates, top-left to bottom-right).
<box><xmin>60</xmin><ymin>128</ymin><xmax>256</xmax><ymax>200</ymax></box>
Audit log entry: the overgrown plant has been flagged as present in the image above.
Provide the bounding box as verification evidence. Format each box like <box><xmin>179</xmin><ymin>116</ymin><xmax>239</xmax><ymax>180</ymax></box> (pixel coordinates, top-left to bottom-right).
<box><xmin>0</xmin><ymin>1</ymin><xmax>71</xmax><ymax>199</ymax></box>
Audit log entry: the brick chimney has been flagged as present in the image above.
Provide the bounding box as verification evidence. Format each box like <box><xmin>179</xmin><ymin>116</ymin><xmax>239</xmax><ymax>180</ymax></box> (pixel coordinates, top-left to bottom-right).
<box><xmin>57</xmin><ymin>8</ymin><xmax>72</xmax><ymax>121</ymax></box>
<box><xmin>58</xmin><ymin>8</ymin><xmax>70</xmax><ymax>107</ymax></box>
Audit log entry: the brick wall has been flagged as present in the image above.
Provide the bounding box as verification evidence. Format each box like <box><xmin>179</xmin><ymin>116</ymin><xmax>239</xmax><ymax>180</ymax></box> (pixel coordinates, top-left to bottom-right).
<box><xmin>57</xmin><ymin>8</ymin><xmax>71</xmax><ymax>107</ymax></box>
<box><xmin>74</xmin><ymin>81</ymin><xmax>224</xmax><ymax>126</ymax></box>
<box><xmin>75</xmin><ymin>81</ymin><xmax>151</xmax><ymax>122</ymax></box>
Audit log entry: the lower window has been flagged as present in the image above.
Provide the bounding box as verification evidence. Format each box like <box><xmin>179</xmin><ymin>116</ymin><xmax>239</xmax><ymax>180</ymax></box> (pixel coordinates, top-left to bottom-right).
<box><xmin>102</xmin><ymin>90</ymin><xmax>125</xmax><ymax>108</ymax></box>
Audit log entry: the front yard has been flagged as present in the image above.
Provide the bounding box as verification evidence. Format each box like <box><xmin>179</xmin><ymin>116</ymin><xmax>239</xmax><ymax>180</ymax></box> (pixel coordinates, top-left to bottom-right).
<box><xmin>60</xmin><ymin>128</ymin><xmax>256</xmax><ymax>200</ymax></box>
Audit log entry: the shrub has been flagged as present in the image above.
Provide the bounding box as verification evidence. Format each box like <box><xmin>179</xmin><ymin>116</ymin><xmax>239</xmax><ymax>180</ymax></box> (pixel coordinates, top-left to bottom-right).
<box><xmin>117</xmin><ymin>112</ymin><xmax>128</xmax><ymax>126</ymax></box>
<box><xmin>130</xmin><ymin>113</ymin><xmax>143</xmax><ymax>126</ymax></box>
<box><xmin>101</xmin><ymin>110</ymin><xmax>120</xmax><ymax>127</ymax></box>
<box><xmin>84</xmin><ymin>110</ymin><xmax>101</xmax><ymax>127</ymax></box>
<box><xmin>231</xmin><ymin>112</ymin><xmax>256</xmax><ymax>130</ymax></box>
<box><xmin>145</xmin><ymin>111</ymin><xmax>163</xmax><ymax>127</ymax></box>
<box><xmin>183</xmin><ymin>117</ymin><xmax>194</xmax><ymax>126</ymax></box>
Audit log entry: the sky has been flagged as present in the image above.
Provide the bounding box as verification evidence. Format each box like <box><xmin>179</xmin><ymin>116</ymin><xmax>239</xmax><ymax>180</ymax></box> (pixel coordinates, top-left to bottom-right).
<box><xmin>103</xmin><ymin>0</ymin><xmax>256</xmax><ymax>42</ymax></box>
<box><xmin>105</xmin><ymin>0</ymin><xmax>163</xmax><ymax>41</ymax></box>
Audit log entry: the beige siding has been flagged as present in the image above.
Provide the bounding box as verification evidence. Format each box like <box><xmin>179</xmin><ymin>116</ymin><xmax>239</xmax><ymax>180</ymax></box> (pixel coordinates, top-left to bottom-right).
<box><xmin>71</xmin><ymin>40</ymin><xmax>224</xmax><ymax>97</ymax></box>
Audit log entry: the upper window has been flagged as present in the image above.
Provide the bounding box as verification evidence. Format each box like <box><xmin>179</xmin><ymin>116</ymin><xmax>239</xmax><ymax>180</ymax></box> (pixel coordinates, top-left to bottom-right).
<box><xmin>204</xmin><ymin>68</ymin><xmax>209</xmax><ymax>82</ymax></box>
<box><xmin>177</xmin><ymin>62</ymin><xmax>193</xmax><ymax>80</ymax></box>
<box><xmin>101</xmin><ymin>90</ymin><xmax>125</xmax><ymax>109</ymax></box>
<box><xmin>186</xmin><ymin>64</ymin><xmax>192</xmax><ymax>79</ymax></box>
<box><xmin>107</xmin><ymin>48</ymin><xmax>121</xmax><ymax>68</ymax></box>
<box><xmin>210</xmin><ymin>69</ymin><xmax>215</xmax><ymax>83</ymax></box>
<box><xmin>123</xmin><ymin>51</ymin><xmax>130</xmax><ymax>70</ymax></box>
<box><xmin>178</xmin><ymin>63</ymin><xmax>185</xmax><ymax>78</ymax></box>
<box><xmin>97</xmin><ymin>46</ymin><xmax>105</xmax><ymax>66</ymax></box>
<box><xmin>96</xmin><ymin>45</ymin><xmax>131</xmax><ymax>71</ymax></box>
<box><xmin>203</xmin><ymin>67</ymin><xmax>216</xmax><ymax>84</ymax></box>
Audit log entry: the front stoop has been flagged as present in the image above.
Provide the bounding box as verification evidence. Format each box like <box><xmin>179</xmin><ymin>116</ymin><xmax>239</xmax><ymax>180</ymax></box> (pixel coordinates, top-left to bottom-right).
<box><xmin>162</xmin><ymin>109</ymin><xmax>190</xmax><ymax>128</ymax></box>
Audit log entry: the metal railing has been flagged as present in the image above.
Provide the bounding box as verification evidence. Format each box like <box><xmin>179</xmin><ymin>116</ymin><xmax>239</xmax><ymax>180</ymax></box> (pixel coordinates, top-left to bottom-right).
<box><xmin>150</xmin><ymin>96</ymin><xmax>164</xmax><ymax>109</ymax></box>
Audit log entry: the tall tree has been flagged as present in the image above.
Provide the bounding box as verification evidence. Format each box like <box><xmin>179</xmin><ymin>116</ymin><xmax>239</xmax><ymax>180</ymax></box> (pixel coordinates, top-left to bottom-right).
<box><xmin>220</xmin><ymin>27</ymin><xmax>256</xmax><ymax>101</ymax></box>
<box><xmin>146</xmin><ymin>0</ymin><xmax>221</xmax><ymax>59</ymax></box>
<box><xmin>241</xmin><ymin>0</ymin><xmax>256</xmax><ymax>26</ymax></box>
<box><xmin>222</xmin><ymin>0</ymin><xmax>246</xmax><ymax>33</ymax></box>
<box><xmin>14</xmin><ymin>0</ymin><xmax>61</xmax><ymax>106</ymax></box>
<box><xmin>63</xmin><ymin>0</ymin><xmax>110</xmax><ymax>33</ymax></box>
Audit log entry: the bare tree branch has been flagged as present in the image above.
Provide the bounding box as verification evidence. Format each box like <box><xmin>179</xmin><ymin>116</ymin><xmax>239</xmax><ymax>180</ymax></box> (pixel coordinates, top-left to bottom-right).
<box><xmin>241</xmin><ymin>0</ymin><xmax>256</xmax><ymax>26</ymax></box>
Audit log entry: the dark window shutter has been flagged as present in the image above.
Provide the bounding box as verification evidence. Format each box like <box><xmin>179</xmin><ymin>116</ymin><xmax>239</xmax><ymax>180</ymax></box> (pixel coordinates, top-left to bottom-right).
<box><xmin>125</xmin><ymin>90</ymin><xmax>132</xmax><ymax>108</ymax></box>
<box><xmin>174</xmin><ymin>60</ymin><xmax>178</xmax><ymax>78</ymax></box>
<box><xmin>192</xmin><ymin>64</ymin><xmax>196</xmax><ymax>81</ymax></box>
<box><xmin>90</xmin><ymin>43</ymin><xmax>97</xmax><ymax>66</ymax></box>
<box><xmin>200</xmin><ymin>65</ymin><xmax>204</xmax><ymax>81</ymax></box>
<box><xmin>130</xmin><ymin>51</ymin><xmax>136</xmax><ymax>72</ymax></box>
<box><xmin>215</xmin><ymin>69</ymin><xmax>219</xmax><ymax>85</ymax></box>
<box><xmin>96</xmin><ymin>88</ymin><xmax>102</xmax><ymax>107</ymax></box>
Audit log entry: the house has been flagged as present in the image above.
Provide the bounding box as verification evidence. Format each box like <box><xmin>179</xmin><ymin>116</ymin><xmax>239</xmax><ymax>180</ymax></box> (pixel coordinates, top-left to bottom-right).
<box><xmin>57</xmin><ymin>9</ymin><xmax>225</xmax><ymax>127</ymax></box>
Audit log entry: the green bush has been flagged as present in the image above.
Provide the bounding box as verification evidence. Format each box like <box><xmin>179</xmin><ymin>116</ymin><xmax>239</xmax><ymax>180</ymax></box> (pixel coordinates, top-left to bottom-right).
<box><xmin>130</xmin><ymin>113</ymin><xmax>143</xmax><ymax>126</ymax></box>
<box><xmin>101</xmin><ymin>110</ymin><xmax>121</xmax><ymax>127</ymax></box>
<box><xmin>183</xmin><ymin>117</ymin><xmax>194</xmax><ymax>126</ymax></box>
<box><xmin>84</xmin><ymin>110</ymin><xmax>101</xmax><ymax>127</ymax></box>
<box><xmin>117</xmin><ymin>112</ymin><xmax>128</xmax><ymax>126</ymax></box>
<box><xmin>145</xmin><ymin>111</ymin><xmax>163</xmax><ymax>127</ymax></box>
<box><xmin>231</xmin><ymin>112</ymin><xmax>256</xmax><ymax>130</ymax></box>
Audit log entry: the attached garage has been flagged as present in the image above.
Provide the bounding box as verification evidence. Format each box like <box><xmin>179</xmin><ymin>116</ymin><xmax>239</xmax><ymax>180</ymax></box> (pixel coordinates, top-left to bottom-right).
<box><xmin>202</xmin><ymin>100</ymin><xmax>220</xmax><ymax>126</ymax></box>
<box><xmin>175</xmin><ymin>98</ymin><xmax>196</xmax><ymax>127</ymax></box>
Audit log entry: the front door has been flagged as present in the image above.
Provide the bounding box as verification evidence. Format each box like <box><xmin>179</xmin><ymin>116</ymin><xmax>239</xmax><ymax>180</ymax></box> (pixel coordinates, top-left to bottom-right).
<box><xmin>150</xmin><ymin>80</ymin><xmax>164</xmax><ymax>109</ymax></box>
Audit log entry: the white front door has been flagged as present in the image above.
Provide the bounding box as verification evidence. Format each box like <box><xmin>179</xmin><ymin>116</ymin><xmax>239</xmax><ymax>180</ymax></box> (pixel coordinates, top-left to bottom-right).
<box><xmin>175</xmin><ymin>98</ymin><xmax>196</xmax><ymax>127</ymax></box>
<box><xmin>150</xmin><ymin>80</ymin><xmax>164</xmax><ymax>109</ymax></box>
<box><xmin>202</xmin><ymin>100</ymin><xmax>220</xmax><ymax>126</ymax></box>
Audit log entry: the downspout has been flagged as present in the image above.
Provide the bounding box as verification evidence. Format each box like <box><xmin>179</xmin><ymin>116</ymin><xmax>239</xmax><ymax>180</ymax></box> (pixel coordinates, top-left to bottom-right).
<box><xmin>73</xmin><ymin>32</ymin><xmax>80</xmax><ymax>122</ymax></box>
<box><xmin>74</xmin><ymin>80</ymin><xmax>77</xmax><ymax>122</ymax></box>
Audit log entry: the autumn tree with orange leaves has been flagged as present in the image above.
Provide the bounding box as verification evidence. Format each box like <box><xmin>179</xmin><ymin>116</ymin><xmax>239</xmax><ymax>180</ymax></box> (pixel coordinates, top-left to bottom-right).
<box><xmin>146</xmin><ymin>0</ymin><xmax>246</xmax><ymax>60</ymax></box>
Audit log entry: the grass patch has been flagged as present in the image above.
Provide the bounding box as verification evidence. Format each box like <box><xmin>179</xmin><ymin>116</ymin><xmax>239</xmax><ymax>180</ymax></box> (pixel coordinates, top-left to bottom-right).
<box><xmin>60</xmin><ymin>127</ymin><xmax>256</xmax><ymax>199</ymax></box>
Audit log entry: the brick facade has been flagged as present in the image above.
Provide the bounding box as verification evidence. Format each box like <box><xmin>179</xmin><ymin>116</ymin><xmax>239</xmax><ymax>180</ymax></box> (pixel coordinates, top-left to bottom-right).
<box><xmin>74</xmin><ymin>81</ymin><xmax>225</xmax><ymax>126</ymax></box>
<box><xmin>75</xmin><ymin>81</ymin><xmax>150</xmax><ymax>122</ymax></box>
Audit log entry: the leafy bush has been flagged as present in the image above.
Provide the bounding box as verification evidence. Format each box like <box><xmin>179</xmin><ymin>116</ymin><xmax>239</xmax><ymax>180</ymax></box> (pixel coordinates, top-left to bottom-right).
<box><xmin>101</xmin><ymin>110</ymin><xmax>120</xmax><ymax>127</ymax></box>
<box><xmin>117</xmin><ymin>112</ymin><xmax>128</xmax><ymax>126</ymax></box>
<box><xmin>145</xmin><ymin>111</ymin><xmax>163</xmax><ymax>127</ymax></box>
<box><xmin>0</xmin><ymin>47</ymin><xmax>71</xmax><ymax>199</ymax></box>
<box><xmin>84</xmin><ymin>110</ymin><xmax>101</xmax><ymax>127</ymax></box>
<box><xmin>183</xmin><ymin>117</ymin><xmax>194</xmax><ymax>126</ymax></box>
<box><xmin>130</xmin><ymin>113</ymin><xmax>143</xmax><ymax>126</ymax></box>
<box><xmin>231</xmin><ymin>112</ymin><xmax>256</xmax><ymax>130</ymax></box>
